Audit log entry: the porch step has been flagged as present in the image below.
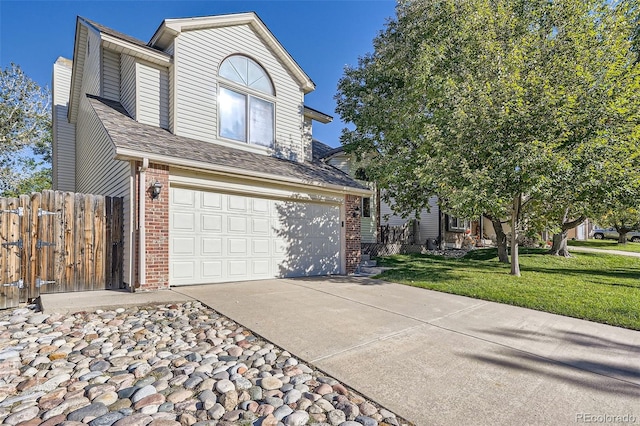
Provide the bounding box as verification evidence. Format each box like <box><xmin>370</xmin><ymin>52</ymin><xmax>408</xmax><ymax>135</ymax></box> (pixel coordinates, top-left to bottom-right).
<box><xmin>360</xmin><ymin>259</ymin><xmax>377</xmax><ymax>267</ymax></box>
<box><xmin>354</xmin><ymin>265</ymin><xmax>391</xmax><ymax>277</ymax></box>
<box><xmin>361</xmin><ymin>254</ymin><xmax>371</xmax><ymax>262</ymax></box>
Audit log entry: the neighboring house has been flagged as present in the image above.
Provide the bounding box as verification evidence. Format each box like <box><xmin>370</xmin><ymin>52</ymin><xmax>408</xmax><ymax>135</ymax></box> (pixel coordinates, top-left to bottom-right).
<box><xmin>312</xmin><ymin>142</ymin><xmax>501</xmax><ymax>248</ymax></box>
<box><xmin>52</xmin><ymin>13</ymin><xmax>370</xmax><ymax>291</ymax></box>
<box><xmin>312</xmin><ymin>142</ymin><xmax>476</xmax><ymax>246</ymax></box>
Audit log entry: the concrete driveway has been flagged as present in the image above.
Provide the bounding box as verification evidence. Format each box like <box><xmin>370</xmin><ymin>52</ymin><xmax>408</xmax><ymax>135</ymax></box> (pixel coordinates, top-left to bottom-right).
<box><xmin>175</xmin><ymin>277</ymin><xmax>640</xmax><ymax>426</ymax></box>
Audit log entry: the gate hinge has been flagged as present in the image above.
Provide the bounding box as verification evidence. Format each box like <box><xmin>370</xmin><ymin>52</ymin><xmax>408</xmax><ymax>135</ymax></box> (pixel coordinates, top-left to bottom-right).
<box><xmin>3</xmin><ymin>279</ymin><xmax>23</xmax><ymax>288</ymax></box>
<box><xmin>36</xmin><ymin>278</ymin><xmax>56</xmax><ymax>288</ymax></box>
<box><xmin>38</xmin><ymin>209</ymin><xmax>59</xmax><ymax>217</ymax></box>
<box><xmin>1</xmin><ymin>207</ymin><xmax>24</xmax><ymax>217</ymax></box>
<box><xmin>2</xmin><ymin>239</ymin><xmax>23</xmax><ymax>249</ymax></box>
<box><xmin>36</xmin><ymin>240</ymin><xmax>55</xmax><ymax>249</ymax></box>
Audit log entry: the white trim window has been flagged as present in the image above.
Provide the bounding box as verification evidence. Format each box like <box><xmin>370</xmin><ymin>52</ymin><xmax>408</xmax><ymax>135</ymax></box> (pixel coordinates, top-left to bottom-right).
<box><xmin>218</xmin><ymin>55</ymin><xmax>275</xmax><ymax>147</ymax></box>
<box><xmin>362</xmin><ymin>197</ymin><xmax>371</xmax><ymax>218</ymax></box>
<box><xmin>448</xmin><ymin>216</ymin><xmax>470</xmax><ymax>232</ymax></box>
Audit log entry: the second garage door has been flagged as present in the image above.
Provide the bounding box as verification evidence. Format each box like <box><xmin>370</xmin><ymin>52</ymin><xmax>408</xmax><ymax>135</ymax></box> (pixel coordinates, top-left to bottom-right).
<box><xmin>169</xmin><ymin>187</ymin><xmax>341</xmax><ymax>285</ymax></box>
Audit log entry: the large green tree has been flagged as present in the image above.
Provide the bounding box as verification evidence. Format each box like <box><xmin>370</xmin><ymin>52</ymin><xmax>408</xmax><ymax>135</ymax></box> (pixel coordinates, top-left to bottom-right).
<box><xmin>336</xmin><ymin>0</ymin><xmax>640</xmax><ymax>275</ymax></box>
<box><xmin>0</xmin><ymin>63</ymin><xmax>52</xmax><ymax>196</ymax></box>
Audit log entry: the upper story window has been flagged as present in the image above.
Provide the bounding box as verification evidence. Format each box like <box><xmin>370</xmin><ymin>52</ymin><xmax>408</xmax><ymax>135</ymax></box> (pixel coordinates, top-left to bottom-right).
<box><xmin>218</xmin><ymin>55</ymin><xmax>275</xmax><ymax>148</ymax></box>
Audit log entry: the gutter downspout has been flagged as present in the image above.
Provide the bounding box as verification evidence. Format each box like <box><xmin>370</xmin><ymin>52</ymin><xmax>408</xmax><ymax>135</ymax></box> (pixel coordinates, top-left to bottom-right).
<box><xmin>138</xmin><ymin>158</ymin><xmax>149</xmax><ymax>289</ymax></box>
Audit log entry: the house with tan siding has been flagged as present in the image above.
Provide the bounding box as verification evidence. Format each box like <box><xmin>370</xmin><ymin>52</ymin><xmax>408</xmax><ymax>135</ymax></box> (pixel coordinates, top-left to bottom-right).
<box><xmin>52</xmin><ymin>13</ymin><xmax>370</xmax><ymax>291</ymax></box>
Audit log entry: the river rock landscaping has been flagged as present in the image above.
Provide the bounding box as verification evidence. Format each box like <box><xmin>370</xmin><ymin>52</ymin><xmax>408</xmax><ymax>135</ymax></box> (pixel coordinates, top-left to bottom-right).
<box><xmin>0</xmin><ymin>301</ymin><xmax>410</xmax><ymax>426</ymax></box>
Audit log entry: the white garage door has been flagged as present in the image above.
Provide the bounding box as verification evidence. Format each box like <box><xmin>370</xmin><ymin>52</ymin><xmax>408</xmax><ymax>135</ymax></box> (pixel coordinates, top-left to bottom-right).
<box><xmin>169</xmin><ymin>187</ymin><xmax>341</xmax><ymax>285</ymax></box>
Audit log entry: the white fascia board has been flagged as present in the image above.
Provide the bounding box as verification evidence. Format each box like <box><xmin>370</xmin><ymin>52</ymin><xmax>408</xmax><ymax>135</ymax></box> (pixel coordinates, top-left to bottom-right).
<box><xmin>68</xmin><ymin>21</ymin><xmax>90</xmax><ymax>123</ymax></box>
<box><xmin>101</xmin><ymin>35</ymin><xmax>171</xmax><ymax>66</ymax></box>
<box><xmin>114</xmin><ymin>147</ymin><xmax>371</xmax><ymax>197</ymax></box>
<box><xmin>304</xmin><ymin>106</ymin><xmax>333</xmax><ymax>124</ymax></box>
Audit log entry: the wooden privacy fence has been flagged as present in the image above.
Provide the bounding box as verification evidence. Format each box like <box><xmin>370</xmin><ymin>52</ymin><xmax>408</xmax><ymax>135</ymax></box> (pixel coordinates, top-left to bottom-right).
<box><xmin>0</xmin><ymin>190</ymin><xmax>124</xmax><ymax>309</ymax></box>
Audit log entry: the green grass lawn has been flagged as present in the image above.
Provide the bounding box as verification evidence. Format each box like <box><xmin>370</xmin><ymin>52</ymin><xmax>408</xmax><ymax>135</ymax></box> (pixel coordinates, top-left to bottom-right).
<box><xmin>568</xmin><ymin>239</ymin><xmax>640</xmax><ymax>253</ymax></box>
<box><xmin>376</xmin><ymin>248</ymin><xmax>640</xmax><ymax>330</ymax></box>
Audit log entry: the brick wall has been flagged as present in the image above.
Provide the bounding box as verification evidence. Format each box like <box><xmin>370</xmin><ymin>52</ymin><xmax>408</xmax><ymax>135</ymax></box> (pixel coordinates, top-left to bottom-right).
<box><xmin>345</xmin><ymin>194</ymin><xmax>362</xmax><ymax>274</ymax></box>
<box><xmin>135</xmin><ymin>162</ymin><xmax>169</xmax><ymax>291</ymax></box>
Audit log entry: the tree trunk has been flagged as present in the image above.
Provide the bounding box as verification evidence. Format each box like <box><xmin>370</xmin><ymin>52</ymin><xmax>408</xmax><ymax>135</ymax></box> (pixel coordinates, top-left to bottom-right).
<box><xmin>549</xmin><ymin>213</ymin><xmax>585</xmax><ymax>257</ymax></box>
<box><xmin>618</xmin><ymin>232</ymin><xmax>628</xmax><ymax>244</ymax></box>
<box><xmin>548</xmin><ymin>231</ymin><xmax>570</xmax><ymax>257</ymax></box>
<box><xmin>439</xmin><ymin>208</ymin><xmax>446</xmax><ymax>250</ymax></box>
<box><xmin>489</xmin><ymin>217</ymin><xmax>509</xmax><ymax>263</ymax></box>
<box><xmin>510</xmin><ymin>194</ymin><xmax>521</xmax><ymax>277</ymax></box>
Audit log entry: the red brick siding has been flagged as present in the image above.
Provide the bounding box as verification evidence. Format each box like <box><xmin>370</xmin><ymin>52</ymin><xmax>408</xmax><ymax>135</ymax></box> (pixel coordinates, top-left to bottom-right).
<box><xmin>345</xmin><ymin>194</ymin><xmax>362</xmax><ymax>274</ymax></box>
<box><xmin>134</xmin><ymin>162</ymin><xmax>169</xmax><ymax>291</ymax></box>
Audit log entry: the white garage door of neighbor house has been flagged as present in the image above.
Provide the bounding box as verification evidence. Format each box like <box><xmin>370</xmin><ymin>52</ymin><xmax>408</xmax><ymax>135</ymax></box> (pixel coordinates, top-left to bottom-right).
<box><xmin>169</xmin><ymin>187</ymin><xmax>341</xmax><ymax>286</ymax></box>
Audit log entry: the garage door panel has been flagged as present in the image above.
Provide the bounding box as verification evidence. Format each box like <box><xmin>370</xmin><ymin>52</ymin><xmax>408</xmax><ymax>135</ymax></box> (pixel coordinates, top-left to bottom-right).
<box><xmin>170</xmin><ymin>188</ymin><xmax>341</xmax><ymax>285</ymax></box>
<box><xmin>202</xmin><ymin>214</ymin><xmax>222</xmax><ymax>232</ymax></box>
<box><xmin>172</xmin><ymin>212</ymin><xmax>195</xmax><ymax>231</ymax></box>
<box><xmin>252</xmin><ymin>239</ymin><xmax>270</xmax><ymax>255</ymax></box>
<box><xmin>202</xmin><ymin>261</ymin><xmax>222</xmax><ymax>279</ymax></box>
<box><xmin>228</xmin><ymin>260</ymin><xmax>248</xmax><ymax>276</ymax></box>
<box><xmin>202</xmin><ymin>238</ymin><xmax>222</xmax><ymax>255</ymax></box>
<box><xmin>172</xmin><ymin>237</ymin><xmax>195</xmax><ymax>255</ymax></box>
<box><xmin>252</xmin><ymin>198</ymin><xmax>269</xmax><ymax>213</ymax></box>
<box><xmin>252</xmin><ymin>260</ymin><xmax>270</xmax><ymax>275</ymax></box>
<box><xmin>172</xmin><ymin>261</ymin><xmax>195</xmax><ymax>279</ymax></box>
<box><xmin>228</xmin><ymin>238</ymin><xmax>248</xmax><ymax>255</ymax></box>
<box><xmin>252</xmin><ymin>217</ymin><xmax>270</xmax><ymax>234</ymax></box>
<box><xmin>228</xmin><ymin>216</ymin><xmax>247</xmax><ymax>233</ymax></box>
<box><xmin>228</xmin><ymin>195</ymin><xmax>247</xmax><ymax>212</ymax></box>
<box><xmin>172</xmin><ymin>187</ymin><xmax>195</xmax><ymax>206</ymax></box>
<box><xmin>202</xmin><ymin>192</ymin><xmax>222</xmax><ymax>209</ymax></box>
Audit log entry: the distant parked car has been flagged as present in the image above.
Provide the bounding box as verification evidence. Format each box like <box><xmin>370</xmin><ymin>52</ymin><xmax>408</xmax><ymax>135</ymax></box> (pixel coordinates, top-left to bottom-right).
<box><xmin>591</xmin><ymin>227</ymin><xmax>640</xmax><ymax>242</ymax></box>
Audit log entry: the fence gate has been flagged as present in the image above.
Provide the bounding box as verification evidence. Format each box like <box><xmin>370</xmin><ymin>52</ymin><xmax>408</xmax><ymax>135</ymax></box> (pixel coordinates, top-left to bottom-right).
<box><xmin>0</xmin><ymin>191</ymin><xmax>124</xmax><ymax>309</ymax></box>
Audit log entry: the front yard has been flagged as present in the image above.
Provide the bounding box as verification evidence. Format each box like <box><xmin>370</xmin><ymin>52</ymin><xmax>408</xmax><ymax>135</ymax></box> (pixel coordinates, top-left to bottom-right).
<box><xmin>376</xmin><ymin>248</ymin><xmax>640</xmax><ymax>330</ymax></box>
<box><xmin>568</xmin><ymin>239</ymin><xmax>640</xmax><ymax>253</ymax></box>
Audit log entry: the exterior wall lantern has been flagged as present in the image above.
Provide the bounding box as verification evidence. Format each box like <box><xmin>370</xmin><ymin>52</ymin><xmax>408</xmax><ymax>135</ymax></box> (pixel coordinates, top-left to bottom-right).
<box><xmin>151</xmin><ymin>181</ymin><xmax>163</xmax><ymax>199</ymax></box>
<box><xmin>352</xmin><ymin>206</ymin><xmax>360</xmax><ymax>218</ymax></box>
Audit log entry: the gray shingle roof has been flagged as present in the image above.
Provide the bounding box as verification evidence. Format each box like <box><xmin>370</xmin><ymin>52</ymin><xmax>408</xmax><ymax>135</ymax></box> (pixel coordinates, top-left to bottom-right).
<box><xmin>87</xmin><ymin>95</ymin><xmax>368</xmax><ymax>192</ymax></box>
<box><xmin>80</xmin><ymin>17</ymin><xmax>162</xmax><ymax>52</ymax></box>
<box><xmin>312</xmin><ymin>140</ymin><xmax>345</xmax><ymax>161</ymax></box>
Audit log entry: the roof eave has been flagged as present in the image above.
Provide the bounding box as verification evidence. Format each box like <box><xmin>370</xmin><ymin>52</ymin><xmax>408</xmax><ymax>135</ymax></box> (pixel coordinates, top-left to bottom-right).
<box><xmin>114</xmin><ymin>147</ymin><xmax>370</xmax><ymax>196</ymax></box>
<box><xmin>101</xmin><ymin>34</ymin><xmax>171</xmax><ymax>65</ymax></box>
<box><xmin>304</xmin><ymin>106</ymin><xmax>333</xmax><ymax>124</ymax></box>
<box><xmin>68</xmin><ymin>18</ymin><xmax>91</xmax><ymax>123</ymax></box>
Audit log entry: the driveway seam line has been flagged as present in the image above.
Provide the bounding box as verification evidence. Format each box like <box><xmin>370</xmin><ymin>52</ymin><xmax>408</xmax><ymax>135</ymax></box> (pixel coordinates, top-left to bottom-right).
<box><xmin>310</xmin><ymin>324</ymin><xmax>426</xmax><ymax>363</ymax></box>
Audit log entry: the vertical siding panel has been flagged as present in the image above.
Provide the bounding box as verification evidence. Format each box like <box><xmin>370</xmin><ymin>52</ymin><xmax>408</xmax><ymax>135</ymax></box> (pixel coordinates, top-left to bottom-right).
<box><xmin>52</xmin><ymin>58</ymin><xmax>76</xmax><ymax>191</ymax></box>
<box><xmin>137</xmin><ymin>62</ymin><xmax>169</xmax><ymax>129</ymax></box>
<box><xmin>120</xmin><ymin>54</ymin><xmax>137</xmax><ymax>118</ymax></box>
<box><xmin>102</xmin><ymin>49</ymin><xmax>121</xmax><ymax>101</ymax></box>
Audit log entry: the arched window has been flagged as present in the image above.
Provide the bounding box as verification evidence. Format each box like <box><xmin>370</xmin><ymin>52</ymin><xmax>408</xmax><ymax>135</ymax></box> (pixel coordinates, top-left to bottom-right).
<box><xmin>218</xmin><ymin>55</ymin><xmax>274</xmax><ymax>147</ymax></box>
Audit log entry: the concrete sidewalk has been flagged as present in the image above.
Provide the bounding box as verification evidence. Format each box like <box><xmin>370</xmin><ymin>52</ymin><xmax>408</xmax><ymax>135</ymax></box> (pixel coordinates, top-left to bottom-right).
<box><xmin>39</xmin><ymin>289</ymin><xmax>194</xmax><ymax>314</ymax></box>
<box><xmin>568</xmin><ymin>245</ymin><xmax>640</xmax><ymax>257</ymax></box>
<box><xmin>175</xmin><ymin>277</ymin><xmax>640</xmax><ymax>426</ymax></box>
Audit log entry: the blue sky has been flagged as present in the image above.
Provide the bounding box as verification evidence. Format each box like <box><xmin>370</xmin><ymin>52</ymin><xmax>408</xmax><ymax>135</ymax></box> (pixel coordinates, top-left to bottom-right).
<box><xmin>0</xmin><ymin>0</ymin><xmax>396</xmax><ymax>147</ymax></box>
